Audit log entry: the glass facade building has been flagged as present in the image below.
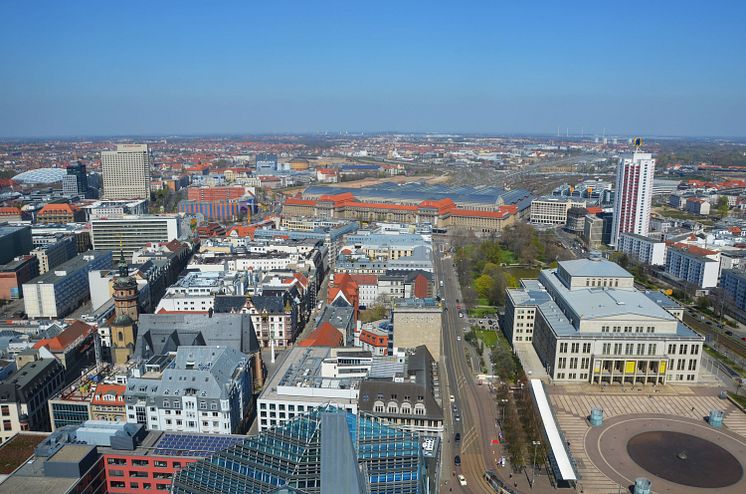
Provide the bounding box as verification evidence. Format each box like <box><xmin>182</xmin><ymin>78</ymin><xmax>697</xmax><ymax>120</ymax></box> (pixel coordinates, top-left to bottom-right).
<box><xmin>172</xmin><ymin>405</ymin><xmax>425</xmax><ymax>494</ymax></box>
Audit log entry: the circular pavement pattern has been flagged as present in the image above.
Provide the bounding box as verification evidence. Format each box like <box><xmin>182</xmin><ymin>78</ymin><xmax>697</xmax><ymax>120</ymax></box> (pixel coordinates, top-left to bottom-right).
<box><xmin>585</xmin><ymin>415</ymin><xmax>746</xmax><ymax>494</ymax></box>
<box><xmin>626</xmin><ymin>430</ymin><xmax>743</xmax><ymax>488</ymax></box>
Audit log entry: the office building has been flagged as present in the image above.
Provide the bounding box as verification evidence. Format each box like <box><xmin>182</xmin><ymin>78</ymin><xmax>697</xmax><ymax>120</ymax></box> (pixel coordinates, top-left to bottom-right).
<box><xmin>530</xmin><ymin>196</ymin><xmax>587</xmax><ymax>225</ymax></box>
<box><xmin>66</xmin><ymin>162</ymin><xmax>89</xmax><ymax>197</ymax></box>
<box><xmin>0</xmin><ymin>358</ymin><xmax>66</xmax><ymax>442</ymax></box>
<box><xmin>124</xmin><ymin>346</ymin><xmax>254</xmax><ymax>434</ymax></box>
<box><xmin>82</xmin><ymin>199</ymin><xmax>149</xmax><ymax>220</ymax></box>
<box><xmin>172</xmin><ymin>405</ymin><xmax>426</xmax><ymax>494</ymax></box>
<box><xmin>617</xmin><ymin>232</ymin><xmax>667</xmax><ymax>266</ymax></box>
<box><xmin>392</xmin><ymin>298</ymin><xmax>442</xmax><ymax>360</ymax></box>
<box><xmin>664</xmin><ymin>243</ymin><xmax>720</xmax><ymax>289</ymax></box>
<box><xmin>22</xmin><ymin>250</ymin><xmax>113</xmax><ymax>319</ymax></box>
<box><xmin>91</xmin><ymin>215</ymin><xmax>180</xmax><ymax>258</ymax></box>
<box><xmin>610</xmin><ymin>151</ymin><xmax>655</xmax><ymax>245</ymax></box>
<box><xmin>505</xmin><ymin>256</ymin><xmax>704</xmax><ymax>384</ymax></box>
<box><xmin>256</xmin><ymin>347</ymin><xmax>369</xmax><ymax>431</ymax></box>
<box><xmin>31</xmin><ymin>235</ymin><xmax>78</xmax><ymax>274</ymax></box>
<box><xmin>101</xmin><ymin>144</ymin><xmax>151</xmax><ymax>200</ymax></box>
<box><xmin>177</xmin><ymin>198</ymin><xmax>250</xmax><ymax>222</ymax></box>
<box><xmin>255</xmin><ymin>152</ymin><xmax>278</xmax><ymax>173</ymax></box>
<box><xmin>0</xmin><ymin>255</ymin><xmax>39</xmax><ymax>299</ymax></box>
<box><xmin>0</xmin><ymin>224</ymin><xmax>33</xmax><ymax>264</ymax></box>
<box><xmin>62</xmin><ymin>174</ymin><xmax>81</xmax><ymax>196</ymax></box>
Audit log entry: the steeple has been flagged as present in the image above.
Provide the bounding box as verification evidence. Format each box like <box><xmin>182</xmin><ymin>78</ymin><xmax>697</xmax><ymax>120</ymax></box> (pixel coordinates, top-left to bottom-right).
<box><xmin>118</xmin><ymin>249</ymin><xmax>128</xmax><ymax>279</ymax></box>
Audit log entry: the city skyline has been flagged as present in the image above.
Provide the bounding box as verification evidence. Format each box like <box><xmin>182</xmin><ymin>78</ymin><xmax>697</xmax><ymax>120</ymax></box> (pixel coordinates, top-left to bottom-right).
<box><xmin>1</xmin><ymin>1</ymin><xmax>745</xmax><ymax>138</ymax></box>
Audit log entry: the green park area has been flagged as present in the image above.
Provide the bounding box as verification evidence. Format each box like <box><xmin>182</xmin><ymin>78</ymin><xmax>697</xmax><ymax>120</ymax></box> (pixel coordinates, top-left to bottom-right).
<box><xmin>453</xmin><ymin>223</ymin><xmax>570</xmax><ymax>314</ymax></box>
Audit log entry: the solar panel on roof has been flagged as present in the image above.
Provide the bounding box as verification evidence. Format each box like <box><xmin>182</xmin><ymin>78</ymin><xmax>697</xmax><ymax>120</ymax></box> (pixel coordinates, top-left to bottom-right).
<box><xmin>153</xmin><ymin>433</ymin><xmax>246</xmax><ymax>456</ymax></box>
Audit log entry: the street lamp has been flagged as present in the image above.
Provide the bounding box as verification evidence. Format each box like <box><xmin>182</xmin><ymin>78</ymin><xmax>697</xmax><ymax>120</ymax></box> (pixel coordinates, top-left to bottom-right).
<box><xmin>531</xmin><ymin>440</ymin><xmax>541</xmax><ymax>488</ymax></box>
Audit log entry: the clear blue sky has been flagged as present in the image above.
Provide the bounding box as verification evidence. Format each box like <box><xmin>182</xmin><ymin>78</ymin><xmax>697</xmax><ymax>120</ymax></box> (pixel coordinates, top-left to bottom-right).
<box><xmin>1</xmin><ymin>1</ymin><xmax>744</xmax><ymax>138</ymax></box>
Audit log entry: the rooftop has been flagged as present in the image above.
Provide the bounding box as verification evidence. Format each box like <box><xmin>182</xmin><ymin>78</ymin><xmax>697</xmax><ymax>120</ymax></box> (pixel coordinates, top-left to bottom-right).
<box><xmin>558</xmin><ymin>257</ymin><xmax>634</xmax><ymax>279</ymax></box>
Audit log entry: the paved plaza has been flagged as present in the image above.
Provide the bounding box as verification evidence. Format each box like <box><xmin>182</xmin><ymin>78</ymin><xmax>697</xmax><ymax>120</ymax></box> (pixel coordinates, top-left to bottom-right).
<box><xmin>549</xmin><ymin>384</ymin><xmax>746</xmax><ymax>493</ymax></box>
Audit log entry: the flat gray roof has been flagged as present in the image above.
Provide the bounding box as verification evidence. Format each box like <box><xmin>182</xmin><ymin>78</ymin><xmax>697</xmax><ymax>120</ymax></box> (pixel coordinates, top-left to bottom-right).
<box><xmin>541</xmin><ymin>269</ymin><xmax>675</xmax><ymax>322</ymax></box>
<box><xmin>558</xmin><ymin>258</ymin><xmax>633</xmax><ymax>279</ymax></box>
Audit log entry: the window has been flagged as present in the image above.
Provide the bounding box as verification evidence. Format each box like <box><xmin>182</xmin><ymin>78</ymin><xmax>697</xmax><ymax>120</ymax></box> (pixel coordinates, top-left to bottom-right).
<box><xmin>691</xmin><ymin>345</ymin><xmax>699</xmax><ymax>355</ymax></box>
<box><xmin>582</xmin><ymin>343</ymin><xmax>591</xmax><ymax>353</ymax></box>
<box><xmin>648</xmin><ymin>344</ymin><xmax>657</xmax><ymax>356</ymax></box>
<box><xmin>668</xmin><ymin>344</ymin><xmax>676</xmax><ymax>355</ymax></box>
<box><xmin>602</xmin><ymin>343</ymin><xmax>611</xmax><ymax>355</ymax></box>
<box><xmin>679</xmin><ymin>344</ymin><xmax>688</xmax><ymax>355</ymax></box>
<box><xmin>688</xmin><ymin>359</ymin><xmax>697</xmax><ymax>371</ymax></box>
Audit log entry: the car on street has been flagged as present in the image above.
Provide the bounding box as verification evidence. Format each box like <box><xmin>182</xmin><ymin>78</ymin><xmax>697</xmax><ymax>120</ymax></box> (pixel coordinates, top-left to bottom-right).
<box><xmin>458</xmin><ymin>474</ymin><xmax>467</xmax><ymax>486</ymax></box>
<box><xmin>449</xmin><ymin>394</ymin><xmax>455</xmax><ymax>402</ymax></box>
<box><xmin>458</xmin><ymin>312</ymin><xmax>464</xmax><ymax>318</ymax></box>
<box><xmin>454</xmin><ymin>432</ymin><xmax>461</xmax><ymax>442</ymax></box>
<box><xmin>454</xmin><ymin>455</ymin><xmax>461</xmax><ymax>466</ymax></box>
<box><xmin>456</xmin><ymin>336</ymin><xmax>461</xmax><ymax>341</ymax></box>
<box><xmin>455</xmin><ymin>413</ymin><xmax>461</xmax><ymax>421</ymax></box>
<box><xmin>725</xmin><ymin>330</ymin><xmax>733</xmax><ymax>336</ymax></box>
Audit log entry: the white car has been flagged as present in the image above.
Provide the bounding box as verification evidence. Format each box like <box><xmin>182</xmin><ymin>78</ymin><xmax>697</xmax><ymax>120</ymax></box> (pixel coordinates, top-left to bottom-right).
<box><xmin>458</xmin><ymin>474</ymin><xmax>467</xmax><ymax>486</ymax></box>
<box><xmin>456</xmin><ymin>336</ymin><xmax>461</xmax><ymax>341</ymax></box>
<box><xmin>449</xmin><ymin>394</ymin><xmax>455</xmax><ymax>403</ymax></box>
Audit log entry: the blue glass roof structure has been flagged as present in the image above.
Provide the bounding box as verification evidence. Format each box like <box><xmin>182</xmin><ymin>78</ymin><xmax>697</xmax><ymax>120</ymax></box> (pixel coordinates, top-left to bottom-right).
<box><xmin>172</xmin><ymin>405</ymin><xmax>425</xmax><ymax>494</ymax></box>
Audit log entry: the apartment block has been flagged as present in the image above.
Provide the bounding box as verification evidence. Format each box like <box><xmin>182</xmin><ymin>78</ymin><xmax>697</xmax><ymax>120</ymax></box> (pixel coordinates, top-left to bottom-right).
<box><xmin>617</xmin><ymin>232</ymin><xmax>667</xmax><ymax>266</ymax></box>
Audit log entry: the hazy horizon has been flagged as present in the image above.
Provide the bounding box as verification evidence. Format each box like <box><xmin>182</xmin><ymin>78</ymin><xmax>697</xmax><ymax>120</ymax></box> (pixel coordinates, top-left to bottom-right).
<box><xmin>2</xmin><ymin>1</ymin><xmax>745</xmax><ymax>138</ymax></box>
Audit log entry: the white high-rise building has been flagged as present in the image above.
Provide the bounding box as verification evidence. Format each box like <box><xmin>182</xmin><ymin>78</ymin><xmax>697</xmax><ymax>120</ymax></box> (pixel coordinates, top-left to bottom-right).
<box><xmin>101</xmin><ymin>144</ymin><xmax>151</xmax><ymax>200</ymax></box>
<box><xmin>610</xmin><ymin>151</ymin><xmax>655</xmax><ymax>246</ymax></box>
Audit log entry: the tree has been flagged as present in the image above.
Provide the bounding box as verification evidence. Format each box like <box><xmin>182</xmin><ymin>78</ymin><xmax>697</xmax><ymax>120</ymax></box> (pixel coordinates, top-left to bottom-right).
<box><xmin>462</xmin><ymin>285</ymin><xmax>477</xmax><ymax>308</ymax></box>
<box><xmin>718</xmin><ymin>196</ymin><xmax>730</xmax><ymax>218</ymax></box>
<box><xmin>474</xmin><ymin>274</ymin><xmax>494</xmax><ymax>299</ymax></box>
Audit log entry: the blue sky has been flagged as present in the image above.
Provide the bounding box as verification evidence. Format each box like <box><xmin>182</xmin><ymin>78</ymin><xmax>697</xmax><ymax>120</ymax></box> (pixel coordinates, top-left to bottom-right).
<box><xmin>1</xmin><ymin>1</ymin><xmax>744</xmax><ymax>137</ymax></box>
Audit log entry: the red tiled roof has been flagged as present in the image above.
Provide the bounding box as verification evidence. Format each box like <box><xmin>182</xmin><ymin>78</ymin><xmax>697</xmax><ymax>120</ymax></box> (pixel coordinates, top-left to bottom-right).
<box><xmin>665</xmin><ymin>241</ymin><xmax>719</xmax><ymax>257</ymax></box>
<box><xmin>285</xmin><ymin>198</ymin><xmax>317</xmax><ymax>206</ymax></box>
<box><xmin>347</xmin><ymin>201</ymin><xmax>418</xmax><ymax>211</ymax></box>
<box><xmin>349</xmin><ymin>274</ymin><xmax>378</xmax><ymax>286</ymax></box>
<box><xmin>450</xmin><ymin>205</ymin><xmax>517</xmax><ymax>219</ymax></box>
<box><xmin>298</xmin><ymin>322</ymin><xmax>344</xmax><ymax>347</ymax></box>
<box><xmin>90</xmin><ymin>384</ymin><xmax>126</xmax><ymax>406</ymax></box>
<box><xmin>586</xmin><ymin>206</ymin><xmax>603</xmax><ymax>214</ymax></box>
<box><xmin>0</xmin><ymin>207</ymin><xmax>21</xmax><ymax>215</ymax></box>
<box><xmin>318</xmin><ymin>192</ymin><xmax>355</xmax><ymax>203</ymax></box>
<box><xmin>33</xmin><ymin>321</ymin><xmax>95</xmax><ymax>352</ymax></box>
<box><xmin>39</xmin><ymin>203</ymin><xmax>78</xmax><ymax>215</ymax></box>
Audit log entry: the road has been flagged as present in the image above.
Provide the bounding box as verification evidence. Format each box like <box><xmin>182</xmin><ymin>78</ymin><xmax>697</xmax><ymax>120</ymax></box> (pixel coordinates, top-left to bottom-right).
<box><xmin>435</xmin><ymin>238</ymin><xmax>503</xmax><ymax>493</ymax></box>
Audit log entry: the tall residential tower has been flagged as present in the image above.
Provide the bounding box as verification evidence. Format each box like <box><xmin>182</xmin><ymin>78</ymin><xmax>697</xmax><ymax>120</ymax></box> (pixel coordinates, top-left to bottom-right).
<box><xmin>101</xmin><ymin>144</ymin><xmax>151</xmax><ymax>200</ymax></box>
<box><xmin>610</xmin><ymin>151</ymin><xmax>655</xmax><ymax>246</ymax></box>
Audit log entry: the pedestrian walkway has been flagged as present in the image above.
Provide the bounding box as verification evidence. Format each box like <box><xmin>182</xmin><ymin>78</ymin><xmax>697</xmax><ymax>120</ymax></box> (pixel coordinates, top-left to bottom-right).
<box><xmin>513</xmin><ymin>342</ymin><xmax>549</xmax><ymax>381</ymax></box>
<box><xmin>547</xmin><ymin>385</ymin><xmax>746</xmax><ymax>494</ymax></box>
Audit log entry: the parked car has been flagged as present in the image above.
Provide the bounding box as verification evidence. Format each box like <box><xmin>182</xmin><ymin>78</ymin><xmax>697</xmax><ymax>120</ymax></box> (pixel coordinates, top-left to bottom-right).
<box><xmin>458</xmin><ymin>474</ymin><xmax>467</xmax><ymax>486</ymax></box>
<box><xmin>454</xmin><ymin>432</ymin><xmax>461</xmax><ymax>442</ymax></box>
<box><xmin>454</xmin><ymin>455</ymin><xmax>461</xmax><ymax>466</ymax></box>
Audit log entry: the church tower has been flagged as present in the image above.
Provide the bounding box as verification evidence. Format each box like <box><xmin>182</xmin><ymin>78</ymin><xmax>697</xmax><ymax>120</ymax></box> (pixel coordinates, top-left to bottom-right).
<box><xmin>111</xmin><ymin>250</ymin><xmax>139</xmax><ymax>365</ymax></box>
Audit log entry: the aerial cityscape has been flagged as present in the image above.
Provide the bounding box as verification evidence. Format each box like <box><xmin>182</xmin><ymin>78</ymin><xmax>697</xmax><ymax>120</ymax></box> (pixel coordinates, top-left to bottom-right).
<box><xmin>1</xmin><ymin>2</ymin><xmax>746</xmax><ymax>494</ymax></box>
